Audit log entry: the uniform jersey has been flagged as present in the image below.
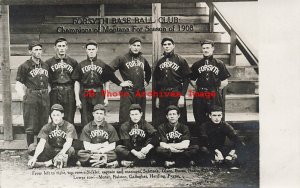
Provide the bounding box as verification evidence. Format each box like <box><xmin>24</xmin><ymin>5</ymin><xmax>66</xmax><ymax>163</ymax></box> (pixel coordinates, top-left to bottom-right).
<box><xmin>109</xmin><ymin>51</ymin><xmax>151</xmax><ymax>89</ymax></box>
<box><xmin>158</xmin><ymin>122</ymin><xmax>190</xmax><ymax>143</ymax></box>
<box><xmin>16</xmin><ymin>58</ymin><xmax>49</xmax><ymax>90</ymax></box>
<box><xmin>190</xmin><ymin>55</ymin><xmax>231</xmax><ymax>88</ymax></box>
<box><xmin>200</xmin><ymin>121</ymin><xmax>242</xmax><ymax>149</ymax></box>
<box><xmin>153</xmin><ymin>52</ymin><xmax>191</xmax><ymax>91</ymax></box>
<box><xmin>80</xmin><ymin>120</ymin><xmax>119</xmax><ymax>144</ymax></box>
<box><xmin>71</xmin><ymin>56</ymin><xmax>121</xmax><ymax>88</ymax></box>
<box><xmin>119</xmin><ymin>120</ymin><xmax>156</xmax><ymax>149</ymax></box>
<box><xmin>38</xmin><ymin>120</ymin><xmax>77</xmax><ymax>148</ymax></box>
<box><xmin>45</xmin><ymin>55</ymin><xmax>78</xmax><ymax>86</ymax></box>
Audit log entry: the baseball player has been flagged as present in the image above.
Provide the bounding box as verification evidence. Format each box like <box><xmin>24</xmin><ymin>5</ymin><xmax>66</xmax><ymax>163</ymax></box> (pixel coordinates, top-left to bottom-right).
<box><xmin>156</xmin><ymin>105</ymin><xmax>199</xmax><ymax>168</ymax></box>
<box><xmin>115</xmin><ymin>104</ymin><xmax>159</xmax><ymax>167</ymax></box>
<box><xmin>45</xmin><ymin>37</ymin><xmax>78</xmax><ymax>124</ymax></box>
<box><xmin>109</xmin><ymin>37</ymin><xmax>152</xmax><ymax>124</ymax></box>
<box><xmin>71</xmin><ymin>40</ymin><xmax>127</xmax><ymax>128</ymax></box>
<box><xmin>199</xmin><ymin>105</ymin><xmax>245</xmax><ymax>166</ymax></box>
<box><xmin>27</xmin><ymin>104</ymin><xmax>78</xmax><ymax>168</ymax></box>
<box><xmin>15</xmin><ymin>41</ymin><xmax>50</xmax><ymax>147</ymax></box>
<box><xmin>153</xmin><ymin>37</ymin><xmax>191</xmax><ymax>127</ymax></box>
<box><xmin>190</xmin><ymin>39</ymin><xmax>231</xmax><ymax>128</ymax></box>
<box><xmin>77</xmin><ymin>104</ymin><xmax>119</xmax><ymax>168</ymax></box>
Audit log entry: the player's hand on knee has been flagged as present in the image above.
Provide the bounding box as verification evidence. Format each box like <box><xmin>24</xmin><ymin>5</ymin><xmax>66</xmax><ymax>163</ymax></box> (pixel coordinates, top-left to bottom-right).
<box><xmin>28</xmin><ymin>157</ymin><xmax>37</xmax><ymax>168</ymax></box>
<box><xmin>120</xmin><ymin>80</ymin><xmax>133</xmax><ymax>87</ymax></box>
<box><xmin>178</xmin><ymin>96</ymin><xmax>185</xmax><ymax>108</ymax></box>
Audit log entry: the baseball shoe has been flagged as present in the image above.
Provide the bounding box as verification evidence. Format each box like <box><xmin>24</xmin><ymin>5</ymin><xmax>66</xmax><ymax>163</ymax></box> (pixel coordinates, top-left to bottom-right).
<box><xmin>189</xmin><ymin>160</ymin><xmax>196</xmax><ymax>167</ymax></box>
<box><xmin>106</xmin><ymin>161</ymin><xmax>119</xmax><ymax>168</ymax></box>
<box><xmin>164</xmin><ymin>161</ymin><xmax>175</xmax><ymax>168</ymax></box>
<box><xmin>76</xmin><ymin>161</ymin><xmax>82</xmax><ymax>167</ymax></box>
<box><xmin>120</xmin><ymin>160</ymin><xmax>134</xmax><ymax>168</ymax></box>
<box><xmin>149</xmin><ymin>159</ymin><xmax>157</xmax><ymax>166</ymax></box>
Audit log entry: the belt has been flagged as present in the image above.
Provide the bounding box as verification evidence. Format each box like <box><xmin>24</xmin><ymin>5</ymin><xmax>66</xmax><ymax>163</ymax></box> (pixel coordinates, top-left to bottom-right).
<box><xmin>196</xmin><ymin>87</ymin><xmax>218</xmax><ymax>91</ymax></box>
<box><xmin>123</xmin><ymin>86</ymin><xmax>145</xmax><ymax>91</ymax></box>
<box><xmin>161</xmin><ymin>86</ymin><xmax>181</xmax><ymax>92</ymax></box>
<box><xmin>83</xmin><ymin>87</ymin><xmax>103</xmax><ymax>92</ymax></box>
<box><xmin>52</xmin><ymin>85</ymin><xmax>73</xmax><ymax>90</ymax></box>
<box><xmin>27</xmin><ymin>89</ymin><xmax>48</xmax><ymax>94</ymax></box>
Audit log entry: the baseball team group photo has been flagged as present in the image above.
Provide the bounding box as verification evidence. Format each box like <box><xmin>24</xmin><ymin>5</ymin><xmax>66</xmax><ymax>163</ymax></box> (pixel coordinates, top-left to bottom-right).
<box><xmin>0</xmin><ymin>1</ymin><xmax>259</xmax><ymax>187</ymax></box>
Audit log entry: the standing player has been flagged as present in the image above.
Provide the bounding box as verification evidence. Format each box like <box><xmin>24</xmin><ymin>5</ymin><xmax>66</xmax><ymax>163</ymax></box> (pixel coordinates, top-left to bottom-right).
<box><xmin>27</xmin><ymin>104</ymin><xmax>77</xmax><ymax>168</ymax></box>
<box><xmin>190</xmin><ymin>40</ymin><xmax>231</xmax><ymax>127</ymax></box>
<box><xmin>45</xmin><ymin>37</ymin><xmax>78</xmax><ymax>124</ymax></box>
<box><xmin>115</xmin><ymin>104</ymin><xmax>159</xmax><ymax>167</ymax></box>
<box><xmin>71</xmin><ymin>40</ymin><xmax>127</xmax><ymax>127</ymax></box>
<box><xmin>77</xmin><ymin>104</ymin><xmax>119</xmax><ymax>168</ymax></box>
<box><xmin>199</xmin><ymin>105</ymin><xmax>245</xmax><ymax>166</ymax></box>
<box><xmin>153</xmin><ymin>37</ymin><xmax>191</xmax><ymax>127</ymax></box>
<box><xmin>15</xmin><ymin>41</ymin><xmax>50</xmax><ymax>147</ymax></box>
<box><xmin>109</xmin><ymin>37</ymin><xmax>152</xmax><ymax>124</ymax></box>
<box><xmin>156</xmin><ymin>105</ymin><xmax>199</xmax><ymax>168</ymax></box>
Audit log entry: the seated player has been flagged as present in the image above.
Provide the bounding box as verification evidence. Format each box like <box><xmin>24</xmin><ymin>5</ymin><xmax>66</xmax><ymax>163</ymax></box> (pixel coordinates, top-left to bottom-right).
<box><xmin>156</xmin><ymin>105</ymin><xmax>199</xmax><ymax>168</ymax></box>
<box><xmin>77</xmin><ymin>104</ymin><xmax>119</xmax><ymax>168</ymax></box>
<box><xmin>27</xmin><ymin>104</ymin><xmax>77</xmax><ymax>168</ymax></box>
<box><xmin>199</xmin><ymin>105</ymin><xmax>245</xmax><ymax>166</ymax></box>
<box><xmin>115</xmin><ymin>104</ymin><xmax>159</xmax><ymax>167</ymax></box>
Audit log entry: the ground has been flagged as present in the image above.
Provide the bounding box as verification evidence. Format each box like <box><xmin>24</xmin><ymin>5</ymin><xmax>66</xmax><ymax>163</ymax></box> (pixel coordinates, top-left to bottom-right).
<box><xmin>0</xmin><ymin>149</ymin><xmax>259</xmax><ymax>188</ymax></box>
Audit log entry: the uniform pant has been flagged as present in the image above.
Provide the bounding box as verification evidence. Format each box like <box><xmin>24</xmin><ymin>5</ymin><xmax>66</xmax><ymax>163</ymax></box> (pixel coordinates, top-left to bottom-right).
<box><xmin>77</xmin><ymin>150</ymin><xmax>117</xmax><ymax>167</ymax></box>
<box><xmin>28</xmin><ymin>142</ymin><xmax>76</xmax><ymax>165</ymax></box>
<box><xmin>119</xmin><ymin>88</ymin><xmax>146</xmax><ymax>124</ymax></box>
<box><xmin>115</xmin><ymin>145</ymin><xmax>155</xmax><ymax>162</ymax></box>
<box><xmin>80</xmin><ymin>88</ymin><xmax>104</xmax><ymax>127</ymax></box>
<box><xmin>155</xmin><ymin>145</ymin><xmax>199</xmax><ymax>165</ymax></box>
<box><xmin>50</xmin><ymin>86</ymin><xmax>76</xmax><ymax>124</ymax></box>
<box><xmin>153</xmin><ymin>88</ymin><xmax>187</xmax><ymax>128</ymax></box>
<box><xmin>193</xmin><ymin>88</ymin><xmax>223</xmax><ymax>128</ymax></box>
<box><xmin>23</xmin><ymin>90</ymin><xmax>50</xmax><ymax>135</ymax></box>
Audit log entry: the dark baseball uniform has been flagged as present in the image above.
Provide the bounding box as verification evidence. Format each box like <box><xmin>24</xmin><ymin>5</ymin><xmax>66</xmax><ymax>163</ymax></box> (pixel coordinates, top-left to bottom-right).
<box><xmin>71</xmin><ymin>56</ymin><xmax>121</xmax><ymax>126</ymax></box>
<box><xmin>115</xmin><ymin>120</ymin><xmax>158</xmax><ymax>161</ymax></box>
<box><xmin>77</xmin><ymin>121</ymin><xmax>119</xmax><ymax>166</ymax></box>
<box><xmin>16</xmin><ymin>58</ymin><xmax>50</xmax><ymax>135</ymax></box>
<box><xmin>156</xmin><ymin>122</ymin><xmax>199</xmax><ymax>164</ymax></box>
<box><xmin>153</xmin><ymin>51</ymin><xmax>191</xmax><ymax>127</ymax></box>
<box><xmin>109</xmin><ymin>51</ymin><xmax>152</xmax><ymax>124</ymax></box>
<box><xmin>190</xmin><ymin>56</ymin><xmax>231</xmax><ymax>127</ymax></box>
<box><xmin>45</xmin><ymin>55</ymin><xmax>78</xmax><ymax>124</ymax></box>
<box><xmin>199</xmin><ymin>121</ymin><xmax>244</xmax><ymax>161</ymax></box>
<box><xmin>28</xmin><ymin>120</ymin><xmax>77</xmax><ymax>162</ymax></box>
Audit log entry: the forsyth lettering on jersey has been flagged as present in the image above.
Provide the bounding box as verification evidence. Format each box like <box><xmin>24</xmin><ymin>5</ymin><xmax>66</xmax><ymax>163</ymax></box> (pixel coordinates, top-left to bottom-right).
<box><xmin>125</xmin><ymin>59</ymin><xmax>144</xmax><ymax>69</ymax></box>
<box><xmin>129</xmin><ymin>128</ymin><xmax>145</xmax><ymax>138</ymax></box>
<box><xmin>49</xmin><ymin>129</ymin><xmax>67</xmax><ymax>139</ymax></box>
<box><xmin>51</xmin><ymin>62</ymin><xmax>74</xmax><ymax>73</ymax></box>
<box><xmin>82</xmin><ymin>64</ymin><xmax>103</xmax><ymax>74</ymax></box>
<box><xmin>166</xmin><ymin>131</ymin><xmax>182</xmax><ymax>141</ymax></box>
<box><xmin>159</xmin><ymin>60</ymin><xmax>180</xmax><ymax>71</ymax></box>
<box><xmin>29</xmin><ymin>68</ymin><xmax>49</xmax><ymax>77</ymax></box>
<box><xmin>198</xmin><ymin>65</ymin><xmax>219</xmax><ymax>75</ymax></box>
<box><xmin>90</xmin><ymin>129</ymin><xmax>109</xmax><ymax>139</ymax></box>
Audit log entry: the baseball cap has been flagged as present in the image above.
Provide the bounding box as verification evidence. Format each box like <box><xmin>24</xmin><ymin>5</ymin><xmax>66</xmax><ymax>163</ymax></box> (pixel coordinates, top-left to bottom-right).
<box><xmin>200</xmin><ymin>39</ymin><xmax>214</xmax><ymax>46</ymax></box>
<box><xmin>54</xmin><ymin>37</ymin><xmax>67</xmax><ymax>45</ymax></box>
<box><xmin>51</xmin><ymin>104</ymin><xmax>64</xmax><ymax>112</ymax></box>
<box><xmin>166</xmin><ymin>105</ymin><xmax>180</xmax><ymax>114</ymax></box>
<box><xmin>129</xmin><ymin>37</ymin><xmax>142</xmax><ymax>45</ymax></box>
<box><xmin>93</xmin><ymin>104</ymin><xmax>106</xmax><ymax>112</ymax></box>
<box><xmin>28</xmin><ymin>41</ymin><xmax>42</xmax><ymax>50</ymax></box>
<box><xmin>210</xmin><ymin>105</ymin><xmax>223</xmax><ymax>113</ymax></box>
<box><xmin>129</xmin><ymin>104</ymin><xmax>142</xmax><ymax>111</ymax></box>
<box><xmin>85</xmin><ymin>39</ymin><xmax>98</xmax><ymax>48</ymax></box>
<box><xmin>161</xmin><ymin>37</ymin><xmax>175</xmax><ymax>45</ymax></box>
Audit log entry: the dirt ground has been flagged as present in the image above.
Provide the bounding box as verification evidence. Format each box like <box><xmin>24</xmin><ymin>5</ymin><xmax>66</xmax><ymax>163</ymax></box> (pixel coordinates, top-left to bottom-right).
<box><xmin>0</xmin><ymin>149</ymin><xmax>259</xmax><ymax>188</ymax></box>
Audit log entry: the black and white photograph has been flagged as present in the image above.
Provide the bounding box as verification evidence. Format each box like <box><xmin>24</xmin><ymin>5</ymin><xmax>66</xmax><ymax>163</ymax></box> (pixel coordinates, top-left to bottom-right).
<box><xmin>2</xmin><ymin>0</ymin><xmax>296</xmax><ymax>187</ymax></box>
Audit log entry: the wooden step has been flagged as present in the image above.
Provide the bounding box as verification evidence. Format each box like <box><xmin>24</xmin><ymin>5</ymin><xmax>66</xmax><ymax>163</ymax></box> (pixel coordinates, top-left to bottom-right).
<box><xmin>0</xmin><ymin>93</ymin><xmax>259</xmax><ymax>115</ymax></box>
<box><xmin>41</xmin><ymin>15</ymin><xmax>209</xmax><ymax>25</ymax></box>
<box><xmin>11</xmin><ymin>23</ymin><xmax>210</xmax><ymax>34</ymax></box>
<box><xmin>10</xmin><ymin>43</ymin><xmax>230</xmax><ymax>57</ymax></box>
